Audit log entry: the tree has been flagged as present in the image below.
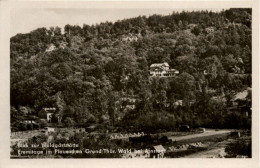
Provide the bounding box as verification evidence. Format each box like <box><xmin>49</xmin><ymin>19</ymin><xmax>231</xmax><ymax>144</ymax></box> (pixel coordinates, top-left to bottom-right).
<box><xmin>63</xmin><ymin>117</ymin><xmax>75</xmax><ymax>127</ymax></box>
<box><xmin>10</xmin><ymin>8</ymin><xmax>252</xmax><ymax>132</ymax></box>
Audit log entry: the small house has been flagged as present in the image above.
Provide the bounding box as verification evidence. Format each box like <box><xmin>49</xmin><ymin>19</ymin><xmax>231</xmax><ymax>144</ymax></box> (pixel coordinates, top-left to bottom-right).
<box><xmin>150</xmin><ymin>145</ymin><xmax>166</xmax><ymax>158</ymax></box>
<box><xmin>229</xmin><ymin>88</ymin><xmax>252</xmax><ymax>117</ymax></box>
<box><xmin>45</xmin><ymin>127</ymin><xmax>55</xmax><ymax>133</ymax></box>
<box><xmin>38</xmin><ymin>107</ymin><xmax>56</xmax><ymax>123</ymax></box>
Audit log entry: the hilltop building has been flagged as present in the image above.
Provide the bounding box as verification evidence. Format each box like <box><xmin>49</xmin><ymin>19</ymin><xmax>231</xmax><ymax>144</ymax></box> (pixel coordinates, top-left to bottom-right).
<box><xmin>38</xmin><ymin>107</ymin><xmax>57</xmax><ymax>123</ymax></box>
<box><xmin>149</xmin><ymin>62</ymin><xmax>179</xmax><ymax>77</ymax></box>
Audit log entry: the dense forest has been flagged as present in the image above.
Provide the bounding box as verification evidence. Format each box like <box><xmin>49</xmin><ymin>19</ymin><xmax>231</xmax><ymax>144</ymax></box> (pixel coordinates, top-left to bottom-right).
<box><xmin>10</xmin><ymin>8</ymin><xmax>252</xmax><ymax>132</ymax></box>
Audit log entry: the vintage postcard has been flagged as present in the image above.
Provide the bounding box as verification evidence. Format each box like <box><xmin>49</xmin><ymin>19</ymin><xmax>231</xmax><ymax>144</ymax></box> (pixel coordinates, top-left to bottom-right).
<box><xmin>0</xmin><ymin>0</ymin><xmax>259</xmax><ymax>168</ymax></box>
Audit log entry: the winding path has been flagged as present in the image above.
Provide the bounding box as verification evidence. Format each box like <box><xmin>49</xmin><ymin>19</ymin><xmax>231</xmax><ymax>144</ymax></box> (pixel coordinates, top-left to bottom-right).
<box><xmin>168</xmin><ymin>129</ymin><xmax>231</xmax><ymax>142</ymax></box>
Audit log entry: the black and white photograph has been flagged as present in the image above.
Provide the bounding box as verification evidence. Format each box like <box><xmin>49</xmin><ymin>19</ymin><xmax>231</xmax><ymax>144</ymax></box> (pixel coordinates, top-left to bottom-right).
<box><xmin>1</xmin><ymin>1</ymin><xmax>258</xmax><ymax>165</ymax></box>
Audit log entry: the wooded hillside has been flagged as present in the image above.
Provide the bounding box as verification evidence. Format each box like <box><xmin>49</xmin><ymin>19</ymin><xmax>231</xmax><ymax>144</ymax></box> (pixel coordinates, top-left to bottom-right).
<box><xmin>11</xmin><ymin>8</ymin><xmax>252</xmax><ymax>131</ymax></box>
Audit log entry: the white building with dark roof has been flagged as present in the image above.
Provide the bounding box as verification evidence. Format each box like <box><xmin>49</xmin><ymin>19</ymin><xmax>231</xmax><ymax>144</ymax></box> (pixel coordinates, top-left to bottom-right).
<box><xmin>150</xmin><ymin>62</ymin><xmax>179</xmax><ymax>77</ymax></box>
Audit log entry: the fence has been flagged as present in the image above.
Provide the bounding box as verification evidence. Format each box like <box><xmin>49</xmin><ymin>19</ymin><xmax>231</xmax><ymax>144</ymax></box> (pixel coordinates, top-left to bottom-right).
<box><xmin>110</xmin><ymin>132</ymin><xmax>145</xmax><ymax>140</ymax></box>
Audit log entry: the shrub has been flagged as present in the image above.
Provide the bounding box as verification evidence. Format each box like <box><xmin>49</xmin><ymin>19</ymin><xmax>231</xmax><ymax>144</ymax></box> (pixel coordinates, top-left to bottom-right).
<box><xmin>225</xmin><ymin>140</ymin><xmax>251</xmax><ymax>158</ymax></box>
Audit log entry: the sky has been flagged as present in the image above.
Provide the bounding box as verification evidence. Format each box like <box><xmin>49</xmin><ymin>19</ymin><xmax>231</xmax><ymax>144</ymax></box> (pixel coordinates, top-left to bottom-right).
<box><xmin>11</xmin><ymin>8</ymin><xmax>227</xmax><ymax>37</ymax></box>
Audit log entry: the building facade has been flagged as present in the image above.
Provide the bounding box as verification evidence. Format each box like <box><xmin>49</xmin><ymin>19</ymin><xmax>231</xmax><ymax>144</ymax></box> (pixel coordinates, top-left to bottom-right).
<box><xmin>150</xmin><ymin>62</ymin><xmax>179</xmax><ymax>77</ymax></box>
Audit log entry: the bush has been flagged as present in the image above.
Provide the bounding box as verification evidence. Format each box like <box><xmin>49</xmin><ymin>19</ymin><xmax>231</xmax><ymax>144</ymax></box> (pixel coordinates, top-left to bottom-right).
<box><xmin>38</xmin><ymin>119</ymin><xmax>48</xmax><ymax>128</ymax></box>
<box><xmin>225</xmin><ymin>140</ymin><xmax>251</xmax><ymax>158</ymax></box>
<box><xmin>17</xmin><ymin>123</ymin><xmax>27</xmax><ymax>131</ymax></box>
<box><xmin>27</xmin><ymin>123</ymin><xmax>33</xmax><ymax>130</ymax></box>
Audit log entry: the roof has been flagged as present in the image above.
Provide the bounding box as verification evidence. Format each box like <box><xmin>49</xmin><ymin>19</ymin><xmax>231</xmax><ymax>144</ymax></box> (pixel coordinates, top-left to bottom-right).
<box><xmin>167</xmin><ymin>69</ymin><xmax>179</xmax><ymax>73</ymax></box>
<box><xmin>150</xmin><ymin>62</ymin><xmax>169</xmax><ymax>68</ymax></box>
<box><xmin>87</xmin><ymin>125</ymin><xmax>97</xmax><ymax>129</ymax></box>
<box><xmin>152</xmin><ymin>145</ymin><xmax>166</xmax><ymax>152</ymax></box>
<box><xmin>43</xmin><ymin>107</ymin><xmax>56</xmax><ymax>111</ymax></box>
<box><xmin>233</xmin><ymin>89</ymin><xmax>249</xmax><ymax>101</ymax></box>
<box><xmin>211</xmin><ymin>96</ymin><xmax>227</xmax><ymax>103</ymax></box>
<box><xmin>167</xmin><ymin>69</ymin><xmax>177</xmax><ymax>71</ymax></box>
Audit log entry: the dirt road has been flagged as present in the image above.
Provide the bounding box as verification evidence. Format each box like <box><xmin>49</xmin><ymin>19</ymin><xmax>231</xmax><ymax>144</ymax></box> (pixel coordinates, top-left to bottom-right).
<box><xmin>183</xmin><ymin>138</ymin><xmax>236</xmax><ymax>158</ymax></box>
<box><xmin>168</xmin><ymin>129</ymin><xmax>231</xmax><ymax>142</ymax></box>
<box><xmin>184</xmin><ymin>147</ymin><xmax>226</xmax><ymax>158</ymax></box>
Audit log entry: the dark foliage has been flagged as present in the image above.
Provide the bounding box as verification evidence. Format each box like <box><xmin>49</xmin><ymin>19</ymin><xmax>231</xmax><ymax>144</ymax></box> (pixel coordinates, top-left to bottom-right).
<box><xmin>11</xmin><ymin>9</ymin><xmax>252</xmax><ymax>131</ymax></box>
